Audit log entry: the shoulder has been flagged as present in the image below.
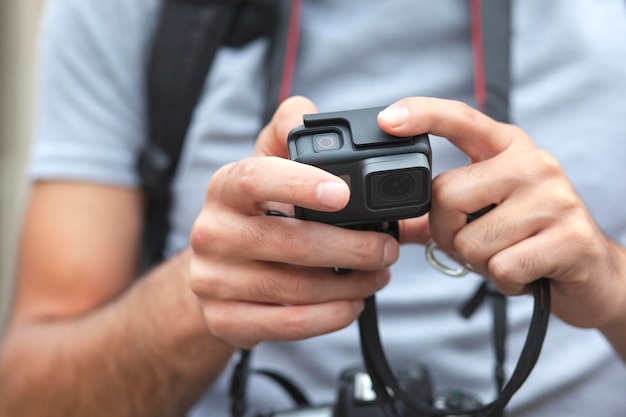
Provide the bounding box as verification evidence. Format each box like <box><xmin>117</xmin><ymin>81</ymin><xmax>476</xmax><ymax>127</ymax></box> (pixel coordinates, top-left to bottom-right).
<box><xmin>41</xmin><ymin>0</ymin><xmax>161</xmax><ymax>75</ymax></box>
<box><xmin>32</xmin><ymin>0</ymin><xmax>163</xmax><ymax>187</ymax></box>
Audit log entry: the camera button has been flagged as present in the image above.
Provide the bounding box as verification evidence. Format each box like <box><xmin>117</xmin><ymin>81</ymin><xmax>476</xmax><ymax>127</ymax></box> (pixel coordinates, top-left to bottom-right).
<box><xmin>313</xmin><ymin>133</ymin><xmax>340</xmax><ymax>152</ymax></box>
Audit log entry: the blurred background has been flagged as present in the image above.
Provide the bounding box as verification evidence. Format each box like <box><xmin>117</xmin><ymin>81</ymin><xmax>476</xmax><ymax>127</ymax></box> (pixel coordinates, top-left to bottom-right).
<box><xmin>0</xmin><ymin>0</ymin><xmax>44</xmax><ymax>334</ymax></box>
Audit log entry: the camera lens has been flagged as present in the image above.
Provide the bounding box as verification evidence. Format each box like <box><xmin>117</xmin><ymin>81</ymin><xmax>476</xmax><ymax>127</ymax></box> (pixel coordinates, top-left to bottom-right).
<box><xmin>367</xmin><ymin>168</ymin><xmax>428</xmax><ymax>210</ymax></box>
<box><xmin>379</xmin><ymin>174</ymin><xmax>414</xmax><ymax>200</ymax></box>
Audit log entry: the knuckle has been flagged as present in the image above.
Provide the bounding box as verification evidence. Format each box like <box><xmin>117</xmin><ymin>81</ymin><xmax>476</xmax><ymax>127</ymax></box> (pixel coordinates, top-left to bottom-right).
<box><xmin>505</xmin><ymin>124</ymin><xmax>530</xmax><ymax>144</ymax></box>
<box><xmin>479</xmin><ymin>216</ymin><xmax>516</xmax><ymax>247</ymax></box>
<box><xmin>207</xmin><ymin>162</ymin><xmax>235</xmax><ymax>197</ymax></box>
<box><xmin>453</xmin><ymin>232</ymin><xmax>481</xmax><ymax>261</ymax></box>
<box><xmin>487</xmin><ymin>257</ymin><xmax>518</xmax><ymax>285</ymax></box>
<box><xmin>562</xmin><ymin>213</ymin><xmax>589</xmax><ymax>239</ymax></box>
<box><xmin>431</xmin><ymin>172</ymin><xmax>454</xmax><ymax>205</ymax></box>
<box><xmin>277</xmin><ymin>225</ymin><xmax>311</xmax><ymax>259</ymax></box>
<box><xmin>273</xmin><ymin>303</ymin><xmax>356</xmax><ymax>341</ymax></box>
<box><xmin>239</xmin><ymin>220</ymin><xmax>307</xmax><ymax>259</ymax></box>
<box><xmin>188</xmin><ymin>259</ymin><xmax>224</xmax><ymax>298</ymax></box>
<box><xmin>253</xmin><ymin>276</ymin><xmax>286</xmax><ymax>303</ymax></box>
<box><xmin>466</xmin><ymin>157</ymin><xmax>496</xmax><ymax>181</ymax></box>
<box><xmin>256</xmin><ymin>272</ymin><xmax>318</xmax><ymax>305</ymax></box>
<box><xmin>455</xmin><ymin>100</ymin><xmax>481</xmax><ymax>123</ymax></box>
<box><xmin>488</xmin><ymin>252</ymin><xmax>536</xmax><ymax>285</ymax></box>
<box><xmin>431</xmin><ymin>171</ymin><xmax>465</xmax><ymax>210</ymax></box>
<box><xmin>232</xmin><ymin>158</ymin><xmax>261</xmax><ymax>197</ymax></box>
<box><xmin>284</xmin><ymin>276</ymin><xmax>316</xmax><ymax>303</ymax></box>
<box><xmin>203</xmin><ymin>304</ymin><xmax>261</xmax><ymax>349</ymax></box>
<box><xmin>348</xmin><ymin>234</ymin><xmax>385</xmax><ymax>267</ymax></box>
<box><xmin>531</xmin><ymin>149</ymin><xmax>562</xmax><ymax>178</ymax></box>
<box><xmin>546</xmin><ymin>183</ymin><xmax>579</xmax><ymax>213</ymax></box>
<box><xmin>354</xmin><ymin>273</ymin><xmax>386</xmax><ymax>299</ymax></box>
<box><xmin>190</xmin><ymin>215</ymin><xmax>224</xmax><ymax>255</ymax></box>
<box><xmin>562</xmin><ymin>214</ymin><xmax>599</xmax><ymax>259</ymax></box>
<box><xmin>279</xmin><ymin>307</ymin><xmax>311</xmax><ymax>339</ymax></box>
<box><xmin>190</xmin><ymin>220</ymin><xmax>210</xmax><ymax>251</ymax></box>
<box><xmin>204</xmin><ymin>312</ymin><xmax>231</xmax><ymax>342</ymax></box>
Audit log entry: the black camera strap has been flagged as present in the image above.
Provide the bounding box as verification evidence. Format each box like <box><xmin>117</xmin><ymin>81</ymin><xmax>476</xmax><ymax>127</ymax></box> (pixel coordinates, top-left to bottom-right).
<box><xmin>460</xmin><ymin>281</ymin><xmax>508</xmax><ymax>394</ymax></box>
<box><xmin>230</xmin><ymin>349</ymin><xmax>312</xmax><ymax>417</ymax></box>
<box><xmin>359</xmin><ymin>278</ymin><xmax>550</xmax><ymax>417</ymax></box>
<box><xmin>358</xmin><ymin>3</ymin><xmax>551</xmax><ymax>414</ymax></box>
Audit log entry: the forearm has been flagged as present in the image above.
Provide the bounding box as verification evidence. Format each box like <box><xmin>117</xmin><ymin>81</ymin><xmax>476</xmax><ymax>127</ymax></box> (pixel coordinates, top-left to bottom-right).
<box><xmin>0</xmin><ymin>249</ymin><xmax>234</xmax><ymax>417</ymax></box>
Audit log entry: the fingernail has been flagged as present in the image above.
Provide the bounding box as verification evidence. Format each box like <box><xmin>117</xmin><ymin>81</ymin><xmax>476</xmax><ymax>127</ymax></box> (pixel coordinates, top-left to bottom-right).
<box><xmin>379</xmin><ymin>105</ymin><xmax>410</xmax><ymax>127</ymax></box>
<box><xmin>383</xmin><ymin>239</ymin><xmax>399</xmax><ymax>266</ymax></box>
<box><xmin>317</xmin><ymin>181</ymin><xmax>348</xmax><ymax>210</ymax></box>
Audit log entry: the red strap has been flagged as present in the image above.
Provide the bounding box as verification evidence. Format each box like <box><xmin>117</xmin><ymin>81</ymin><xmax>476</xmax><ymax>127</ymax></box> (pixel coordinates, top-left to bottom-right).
<box><xmin>470</xmin><ymin>0</ymin><xmax>486</xmax><ymax>113</ymax></box>
<box><xmin>278</xmin><ymin>0</ymin><xmax>303</xmax><ymax>103</ymax></box>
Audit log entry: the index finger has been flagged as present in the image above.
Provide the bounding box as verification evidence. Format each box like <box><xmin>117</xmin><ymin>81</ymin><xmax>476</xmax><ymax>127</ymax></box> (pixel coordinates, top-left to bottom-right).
<box><xmin>210</xmin><ymin>156</ymin><xmax>350</xmax><ymax>215</ymax></box>
<box><xmin>377</xmin><ymin>97</ymin><xmax>534</xmax><ymax>162</ymax></box>
<box><xmin>254</xmin><ymin>96</ymin><xmax>319</xmax><ymax>158</ymax></box>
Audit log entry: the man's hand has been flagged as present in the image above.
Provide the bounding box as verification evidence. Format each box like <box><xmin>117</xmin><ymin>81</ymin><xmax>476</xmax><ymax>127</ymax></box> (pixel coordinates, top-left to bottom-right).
<box><xmin>188</xmin><ymin>97</ymin><xmax>398</xmax><ymax>349</ymax></box>
<box><xmin>378</xmin><ymin>97</ymin><xmax>626</xmax><ymax>335</ymax></box>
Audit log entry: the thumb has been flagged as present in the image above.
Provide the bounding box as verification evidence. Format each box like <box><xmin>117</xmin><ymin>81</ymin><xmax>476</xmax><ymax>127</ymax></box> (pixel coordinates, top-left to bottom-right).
<box><xmin>254</xmin><ymin>96</ymin><xmax>319</xmax><ymax>158</ymax></box>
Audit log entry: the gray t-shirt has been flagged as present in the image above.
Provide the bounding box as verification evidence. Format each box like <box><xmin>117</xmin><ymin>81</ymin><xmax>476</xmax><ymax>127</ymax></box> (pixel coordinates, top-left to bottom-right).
<box><xmin>30</xmin><ymin>0</ymin><xmax>626</xmax><ymax>416</ymax></box>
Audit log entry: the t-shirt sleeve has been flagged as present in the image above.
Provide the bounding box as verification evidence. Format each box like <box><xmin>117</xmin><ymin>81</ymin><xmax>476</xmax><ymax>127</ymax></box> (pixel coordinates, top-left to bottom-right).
<box><xmin>28</xmin><ymin>0</ymin><xmax>160</xmax><ymax>187</ymax></box>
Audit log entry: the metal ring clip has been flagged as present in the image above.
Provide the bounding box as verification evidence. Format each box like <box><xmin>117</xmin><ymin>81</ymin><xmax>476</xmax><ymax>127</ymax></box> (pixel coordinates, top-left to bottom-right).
<box><xmin>425</xmin><ymin>240</ymin><xmax>473</xmax><ymax>278</ymax></box>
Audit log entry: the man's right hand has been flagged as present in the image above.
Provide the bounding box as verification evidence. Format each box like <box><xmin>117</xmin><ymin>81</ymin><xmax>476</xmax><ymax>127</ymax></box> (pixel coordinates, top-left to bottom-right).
<box><xmin>188</xmin><ymin>96</ymin><xmax>398</xmax><ymax>349</ymax></box>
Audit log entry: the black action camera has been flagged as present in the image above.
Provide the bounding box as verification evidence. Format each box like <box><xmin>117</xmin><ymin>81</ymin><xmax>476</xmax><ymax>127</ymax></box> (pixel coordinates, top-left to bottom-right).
<box><xmin>256</xmin><ymin>361</ymin><xmax>483</xmax><ymax>417</ymax></box>
<box><xmin>287</xmin><ymin>107</ymin><xmax>431</xmax><ymax>227</ymax></box>
<box><xmin>258</xmin><ymin>361</ymin><xmax>436</xmax><ymax>417</ymax></box>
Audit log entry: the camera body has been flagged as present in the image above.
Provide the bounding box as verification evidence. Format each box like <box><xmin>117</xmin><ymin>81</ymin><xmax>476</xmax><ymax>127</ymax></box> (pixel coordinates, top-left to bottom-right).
<box><xmin>332</xmin><ymin>362</ymin><xmax>433</xmax><ymax>417</ymax></box>
<box><xmin>287</xmin><ymin>107</ymin><xmax>431</xmax><ymax>227</ymax></box>
<box><xmin>258</xmin><ymin>361</ymin><xmax>434</xmax><ymax>417</ymax></box>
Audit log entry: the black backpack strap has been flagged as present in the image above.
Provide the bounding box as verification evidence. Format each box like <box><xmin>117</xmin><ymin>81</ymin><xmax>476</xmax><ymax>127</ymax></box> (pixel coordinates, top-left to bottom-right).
<box><xmin>139</xmin><ymin>0</ymin><xmax>278</xmax><ymax>269</ymax></box>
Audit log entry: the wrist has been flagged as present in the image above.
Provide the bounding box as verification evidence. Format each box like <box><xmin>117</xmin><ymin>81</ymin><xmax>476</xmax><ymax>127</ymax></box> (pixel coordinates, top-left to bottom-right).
<box><xmin>597</xmin><ymin>242</ymin><xmax>626</xmax><ymax>361</ymax></box>
<box><xmin>135</xmin><ymin>248</ymin><xmax>235</xmax><ymax>372</ymax></box>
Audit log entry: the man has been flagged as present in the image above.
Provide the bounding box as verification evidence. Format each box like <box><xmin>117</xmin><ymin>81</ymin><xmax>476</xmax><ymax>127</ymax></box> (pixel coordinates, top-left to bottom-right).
<box><xmin>1</xmin><ymin>0</ymin><xmax>626</xmax><ymax>416</ymax></box>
